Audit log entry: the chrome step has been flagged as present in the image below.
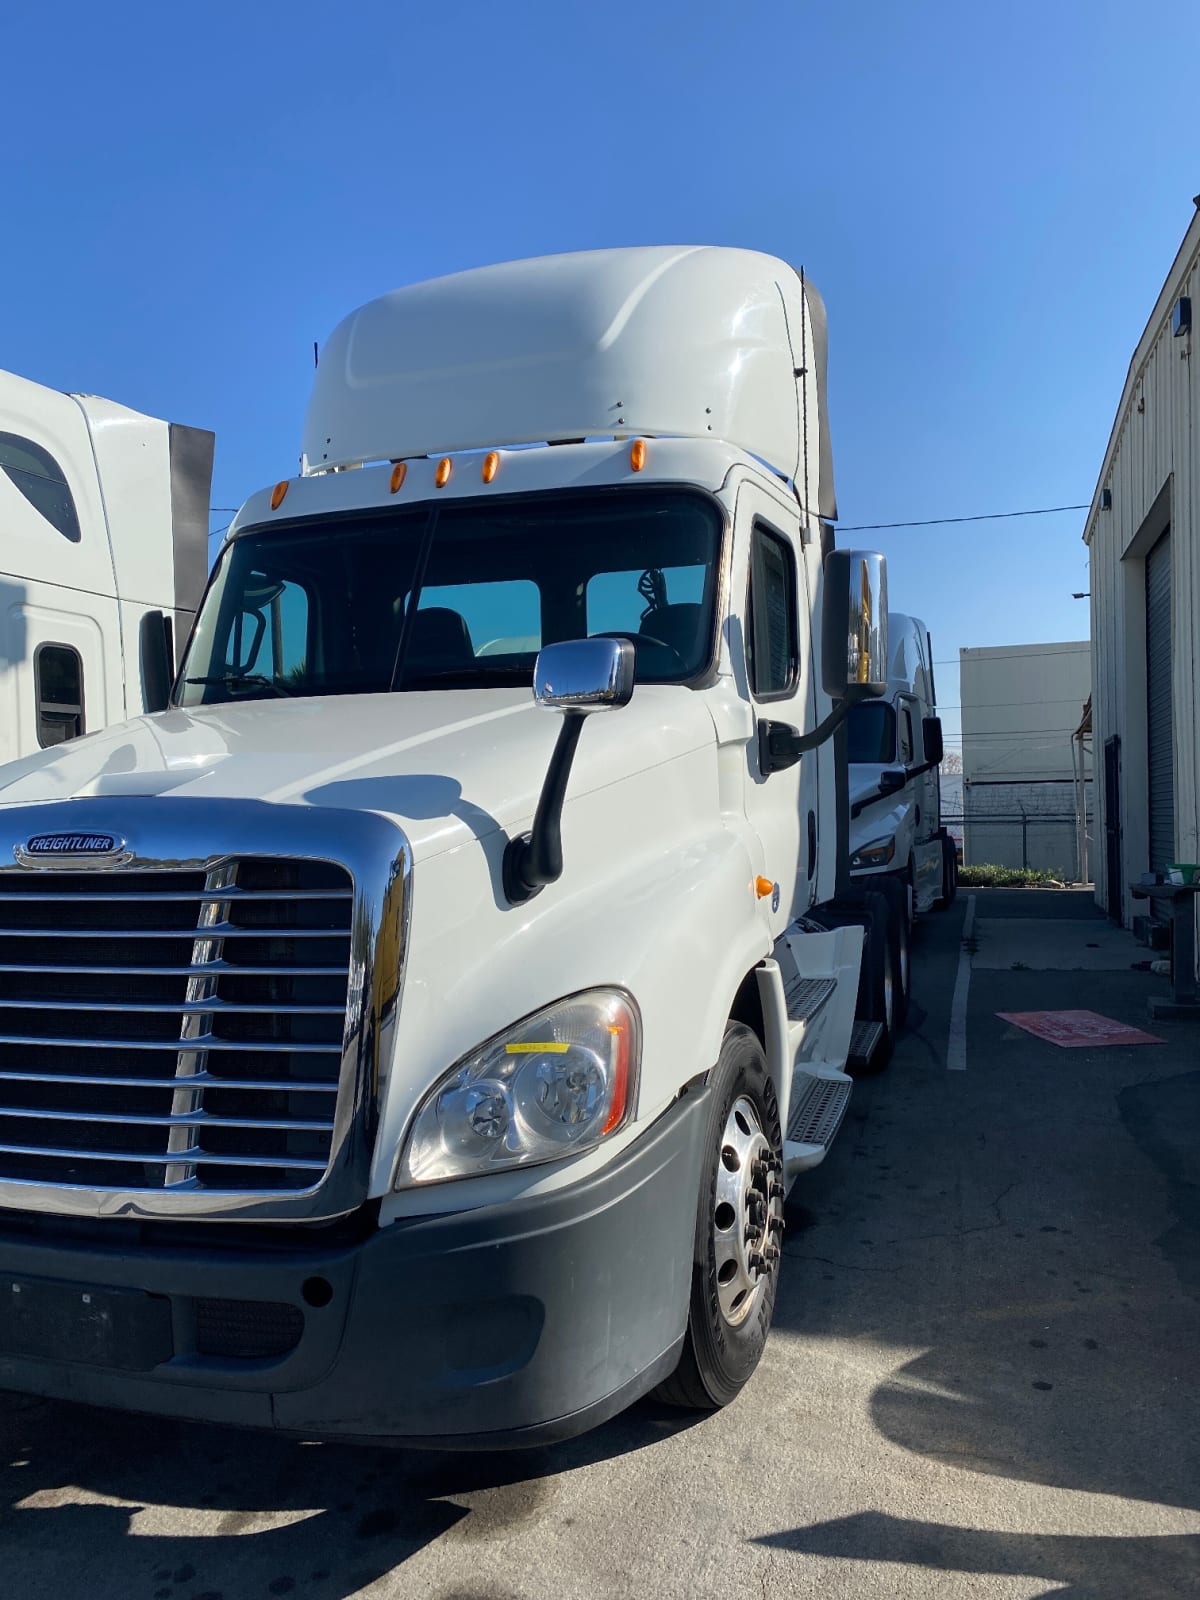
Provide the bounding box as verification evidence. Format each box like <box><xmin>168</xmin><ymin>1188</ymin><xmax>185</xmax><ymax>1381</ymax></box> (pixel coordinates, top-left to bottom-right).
<box><xmin>849</xmin><ymin>1019</ymin><xmax>885</xmax><ymax>1066</ymax></box>
<box><xmin>786</xmin><ymin>1072</ymin><xmax>852</xmax><ymax>1146</ymax></box>
<box><xmin>783</xmin><ymin>973</ymin><xmax>837</xmax><ymax>1025</ymax></box>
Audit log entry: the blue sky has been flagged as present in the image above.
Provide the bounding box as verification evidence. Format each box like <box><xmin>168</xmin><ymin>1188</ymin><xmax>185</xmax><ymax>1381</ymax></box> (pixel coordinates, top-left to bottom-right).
<box><xmin>4</xmin><ymin>1</ymin><xmax>1197</xmax><ymax>745</ymax></box>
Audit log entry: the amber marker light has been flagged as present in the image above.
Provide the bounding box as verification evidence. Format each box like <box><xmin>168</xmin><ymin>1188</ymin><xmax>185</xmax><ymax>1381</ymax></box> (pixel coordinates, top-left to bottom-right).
<box><xmin>435</xmin><ymin>457</ymin><xmax>453</xmax><ymax>488</ymax></box>
<box><xmin>270</xmin><ymin>481</ymin><xmax>289</xmax><ymax>510</ymax></box>
<box><xmin>756</xmin><ymin>876</ymin><xmax>774</xmax><ymax>899</ymax></box>
<box><xmin>389</xmin><ymin>462</ymin><xmax>407</xmax><ymax>493</ymax></box>
<box><xmin>602</xmin><ymin>1021</ymin><xmax>633</xmax><ymax>1136</ymax></box>
<box><xmin>629</xmin><ymin>438</ymin><xmax>647</xmax><ymax>472</ymax></box>
<box><xmin>481</xmin><ymin>451</ymin><xmax>500</xmax><ymax>484</ymax></box>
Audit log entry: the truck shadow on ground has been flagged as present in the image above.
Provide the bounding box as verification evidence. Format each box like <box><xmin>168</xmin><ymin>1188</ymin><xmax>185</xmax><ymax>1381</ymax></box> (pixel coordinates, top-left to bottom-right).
<box><xmin>754</xmin><ymin>1512</ymin><xmax>1200</xmax><ymax>1599</ymax></box>
<box><xmin>767</xmin><ymin>965</ymin><xmax>1200</xmax><ymax>1600</ymax></box>
<box><xmin>0</xmin><ymin>1389</ymin><xmax>704</xmax><ymax>1600</ymax></box>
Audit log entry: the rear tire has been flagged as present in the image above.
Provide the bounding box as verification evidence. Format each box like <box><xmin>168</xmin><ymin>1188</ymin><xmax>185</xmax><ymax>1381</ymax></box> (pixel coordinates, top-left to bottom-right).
<box><xmin>933</xmin><ymin>835</ymin><xmax>958</xmax><ymax>910</ymax></box>
<box><xmin>878</xmin><ymin>877</ymin><xmax>912</xmax><ymax>1028</ymax></box>
<box><xmin>856</xmin><ymin>890</ymin><xmax>897</xmax><ymax>1072</ymax></box>
<box><xmin>656</xmin><ymin>1023</ymin><xmax>783</xmax><ymax>1410</ymax></box>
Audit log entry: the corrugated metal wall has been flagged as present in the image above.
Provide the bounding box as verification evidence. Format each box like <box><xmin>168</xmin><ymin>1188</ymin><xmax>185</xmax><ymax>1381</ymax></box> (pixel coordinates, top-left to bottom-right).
<box><xmin>1145</xmin><ymin>528</ymin><xmax>1174</xmax><ymax>877</ymax></box>
<box><xmin>1085</xmin><ymin>215</ymin><xmax>1200</xmax><ymax>954</ymax></box>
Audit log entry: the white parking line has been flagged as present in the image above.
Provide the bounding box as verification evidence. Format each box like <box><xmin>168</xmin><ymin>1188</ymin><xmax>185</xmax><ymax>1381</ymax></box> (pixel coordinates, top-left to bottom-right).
<box><xmin>947</xmin><ymin>894</ymin><xmax>977</xmax><ymax>1072</ymax></box>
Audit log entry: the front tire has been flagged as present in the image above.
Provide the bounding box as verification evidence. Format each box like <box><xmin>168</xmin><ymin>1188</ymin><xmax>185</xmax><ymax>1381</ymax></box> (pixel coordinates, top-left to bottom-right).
<box><xmin>656</xmin><ymin>1023</ymin><xmax>783</xmax><ymax>1410</ymax></box>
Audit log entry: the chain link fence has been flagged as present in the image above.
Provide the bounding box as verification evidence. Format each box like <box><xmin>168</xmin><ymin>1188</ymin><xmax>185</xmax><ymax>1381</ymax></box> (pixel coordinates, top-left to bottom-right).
<box><xmin>943</xmin><ymin>809</ymin><xmax>1090</xmax><ymax>883</ymax></box>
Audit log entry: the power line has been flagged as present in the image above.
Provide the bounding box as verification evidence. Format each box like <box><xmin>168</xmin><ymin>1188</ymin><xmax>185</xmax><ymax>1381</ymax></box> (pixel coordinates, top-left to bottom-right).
<box><xmin>839</xmin><ymin>502</ymin><xmax>1089</xmax><ymax>532</ymax></box>
<box><xmin>934</xmin><ymin>645</ymin><xmax>1090</xmax><ymax>666</ymax></box>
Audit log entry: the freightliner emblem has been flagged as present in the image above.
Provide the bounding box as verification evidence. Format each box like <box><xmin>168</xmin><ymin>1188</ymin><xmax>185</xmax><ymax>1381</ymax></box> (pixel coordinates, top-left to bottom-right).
<box><xmin>15</xmin><ymin>832</ymin><xmax>129</xmax><ymax>867</ymax></box>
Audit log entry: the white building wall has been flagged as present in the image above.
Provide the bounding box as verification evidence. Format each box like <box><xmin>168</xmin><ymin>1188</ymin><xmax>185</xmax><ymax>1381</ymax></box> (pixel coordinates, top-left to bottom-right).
<box><xmin>1084</xmin><ymin>207</ymin><xmax>1200</xmax><ymax>945</ymax></box>
<box><xmin>960</xmin><ymin>643</ymin><xmax>1093</xmax><ymax>878</ymax></box>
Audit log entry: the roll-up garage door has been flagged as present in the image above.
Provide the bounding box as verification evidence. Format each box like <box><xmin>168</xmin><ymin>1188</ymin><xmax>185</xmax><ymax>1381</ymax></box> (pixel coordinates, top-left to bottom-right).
<box><xmin>1145</xmin><ymin>528</ymin><xmax>1174</xmax><ymax>881</ymax></box>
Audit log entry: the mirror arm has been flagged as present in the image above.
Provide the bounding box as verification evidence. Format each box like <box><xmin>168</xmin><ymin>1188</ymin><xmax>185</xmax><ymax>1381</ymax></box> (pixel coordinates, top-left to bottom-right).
<box><xmin>503</xmin><ymin>712</ymin><xmax>587</xmax><ymax>904</ymax></box>
<box><xmin>759</xmin><ymin>697</ymin><xmax>858</xmax><ymax>775</ymax></box>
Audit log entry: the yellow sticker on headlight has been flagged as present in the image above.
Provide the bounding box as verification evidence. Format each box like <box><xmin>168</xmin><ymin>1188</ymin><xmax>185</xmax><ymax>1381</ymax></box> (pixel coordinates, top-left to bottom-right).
<box><xmin>505</xmin><ymin>1042</ymin><xmax>570</xmax><ymax>1054</ymax></box>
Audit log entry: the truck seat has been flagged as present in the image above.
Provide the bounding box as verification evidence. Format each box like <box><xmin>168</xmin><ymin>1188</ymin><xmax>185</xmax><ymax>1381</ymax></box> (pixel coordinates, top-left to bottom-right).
<box><xmin>407</xmin><ymin>606</ymin><xmax>476</xmax><ymax>670</ymax></box>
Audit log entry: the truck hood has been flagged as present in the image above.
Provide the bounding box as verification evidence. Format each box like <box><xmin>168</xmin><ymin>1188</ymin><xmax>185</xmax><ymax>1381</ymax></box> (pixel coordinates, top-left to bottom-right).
<box><xmin>848</xmin><ymin>763</ymin><xmax>896</xmax><ymax>809</ymax></box>
<box><xmin>848</xmin><ymin>763</ymin><xmax>912</xmax><ymax>849</ymax></box>
<box><xmin>0</xmin><ymin>690</ymin><xmax>715</xmax><ymax>863</ymax></box>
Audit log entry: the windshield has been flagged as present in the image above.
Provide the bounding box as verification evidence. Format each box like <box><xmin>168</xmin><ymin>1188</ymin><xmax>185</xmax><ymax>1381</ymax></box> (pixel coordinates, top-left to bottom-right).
<box><xmin>846</xmin><ymin>701</ymin><xmax>897</xmax><ymax>764</ymax></box>
<box><xmin>178</xmin><ymin>488</ymin><xmax>723</xmax><ymax>706</ymax></box>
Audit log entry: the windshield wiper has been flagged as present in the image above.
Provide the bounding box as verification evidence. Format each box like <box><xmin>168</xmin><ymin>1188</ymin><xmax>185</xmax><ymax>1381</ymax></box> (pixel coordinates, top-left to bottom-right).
<box><xmin>184</xmin><ymin>673</ymin><xmax>294</xmax><ymax>698</ymax></box>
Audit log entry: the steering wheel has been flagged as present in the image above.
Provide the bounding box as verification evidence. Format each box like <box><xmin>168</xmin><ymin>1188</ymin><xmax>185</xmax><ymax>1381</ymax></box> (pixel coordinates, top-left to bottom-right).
<box><xmin>592</xmin><ymin>631</ymin><xmax>687</xmax><ymax>674</ymax></box>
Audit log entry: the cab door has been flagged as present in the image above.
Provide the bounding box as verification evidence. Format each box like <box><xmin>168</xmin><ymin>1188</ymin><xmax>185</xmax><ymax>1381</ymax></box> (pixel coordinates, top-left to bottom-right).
<box><xmin>736</xmin><ymin>485</ymin><xmax>820</xmax><ymax>939</ymax></box>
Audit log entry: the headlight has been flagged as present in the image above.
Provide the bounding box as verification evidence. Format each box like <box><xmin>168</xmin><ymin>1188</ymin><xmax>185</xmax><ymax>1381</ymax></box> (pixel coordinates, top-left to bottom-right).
<box><xmin>396</xmin><ymin>989</ymin><xmax>640</xmax><ymax>1186</ymax></box>
<box><xmin>850</xmin><ymin>835</ymin><xmax>896</xmax><ymax>870</ymax></box>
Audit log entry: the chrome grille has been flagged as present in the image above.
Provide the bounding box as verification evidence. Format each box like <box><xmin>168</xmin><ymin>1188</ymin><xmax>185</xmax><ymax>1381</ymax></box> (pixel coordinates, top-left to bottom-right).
<box><xmin>0</xmin><ymin>859</ymin><xmax>352</xmax><ymax>1193</ymax></box>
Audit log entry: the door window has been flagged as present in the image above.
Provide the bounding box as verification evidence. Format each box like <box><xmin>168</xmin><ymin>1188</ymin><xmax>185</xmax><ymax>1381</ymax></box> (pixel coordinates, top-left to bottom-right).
<box><xmin>899</xmin><ymin>705</ymin><xmax>915</xmax><ymax>764</ymax></box>
<box><xmin>35</xmin><ymin>643</ymin><xmax>85</xmax><ymax>745</ymax></box>
<box><xmin>746</xmin><ymin>525</ymin><xmax>798</xmax><ymax>699</ymax></box>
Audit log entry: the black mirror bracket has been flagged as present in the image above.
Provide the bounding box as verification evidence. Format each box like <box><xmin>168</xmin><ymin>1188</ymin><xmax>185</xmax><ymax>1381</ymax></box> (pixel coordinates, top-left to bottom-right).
<box><xmin>503</xmin><ymin>712</ymin><xmax>587</xmax><ymax>904</ymax></box>
<box><xmin>758</xmin><ymin>696</ymin><xmax>859</xmax><ymax>775</ymax></box>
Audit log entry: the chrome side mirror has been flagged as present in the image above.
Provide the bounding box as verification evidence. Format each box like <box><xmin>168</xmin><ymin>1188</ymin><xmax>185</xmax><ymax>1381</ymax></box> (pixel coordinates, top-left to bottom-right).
<box><xmin>821</xmin><ymin>550</ymin><xmax>888</xmax><ymax>700</ymax></box>
<box><xmin>534</xmin><ymin>637</ymin><xmax>635</xmax><ymax>713</ymax></box>
<box><xmin>504</xmin><ymin>637</ymin><xmax>635</xmax><ymax>904</ymax></box>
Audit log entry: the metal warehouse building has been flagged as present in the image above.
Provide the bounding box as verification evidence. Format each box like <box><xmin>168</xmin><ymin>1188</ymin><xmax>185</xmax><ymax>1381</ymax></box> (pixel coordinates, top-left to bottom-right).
<box><xmin>1085</xmin><ymin>201</ymin><xmax>1200</xmax><ymax>959</ymax></box>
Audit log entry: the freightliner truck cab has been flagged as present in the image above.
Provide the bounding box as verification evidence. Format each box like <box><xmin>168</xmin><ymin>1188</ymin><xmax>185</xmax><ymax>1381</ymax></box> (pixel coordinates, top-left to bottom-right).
<box><xmin>0</xmin><ymin>248</ymin><xmax>897</xmax><ymax>1445</ymax></box>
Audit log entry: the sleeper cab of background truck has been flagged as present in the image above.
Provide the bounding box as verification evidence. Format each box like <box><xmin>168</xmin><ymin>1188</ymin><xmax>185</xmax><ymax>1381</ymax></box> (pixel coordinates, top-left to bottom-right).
<box><xmin>847</xmin><ymin>612</ymin><xmax>945</xmax><ymax>909</ymax></box>
<box><xmin>0</xmin><ymin>366</ymin><xmax>213</xmax><ymax>766</ymax></box>
<box><xmin>0</xmin><ymin>246</ymin><xmax>885</xmax><ymax>1447</ymax></box>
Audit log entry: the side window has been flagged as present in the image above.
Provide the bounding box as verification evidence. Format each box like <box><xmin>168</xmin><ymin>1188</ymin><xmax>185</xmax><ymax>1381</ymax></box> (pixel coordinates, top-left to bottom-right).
<box><xmin>35</xmin><ymin>644</ymin><xmax>85</xmax><ymax>746</ymax></box>
<box><xmin>0</xmin><ymin>433</ymin><xmax>82</xmax><ymax>543</ymax></box>
<box><xmin>746</xmin><ymin>525</ymin><xmax>798</xmax><ymax>699</ymax></box>
<box><xmin>229</xmin><ymin>577</ymin><xmax>311</xmax><ymax>684</ymax></box>
<box><xmin>899</xmin><ymin>705</ymin><xmax>915</xmax><ymax>764</ymax></box>
<box><xmin>586</xmin><ymin>565</ymin><xmax>705</xmax><ymax>635</ymax></box>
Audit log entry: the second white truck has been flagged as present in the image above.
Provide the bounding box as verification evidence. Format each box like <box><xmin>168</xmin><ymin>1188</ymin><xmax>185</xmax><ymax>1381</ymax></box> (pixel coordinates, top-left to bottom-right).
<box><xmin>848</xmin><ymin>611</ymin><xmax>957</xmax><ymax>929</ymax></box>
<box><xmin>0</xmin><ymin>366</ymin><xmax>213</xmax><ymax>766</ymax></box>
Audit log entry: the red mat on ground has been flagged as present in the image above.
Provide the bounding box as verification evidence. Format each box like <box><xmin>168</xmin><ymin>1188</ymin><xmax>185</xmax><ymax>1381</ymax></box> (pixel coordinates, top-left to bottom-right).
<box><xmin>996</xmin><ymin>1009</ymin><xmax>1165</xmax><ymax>1048</ymax></box>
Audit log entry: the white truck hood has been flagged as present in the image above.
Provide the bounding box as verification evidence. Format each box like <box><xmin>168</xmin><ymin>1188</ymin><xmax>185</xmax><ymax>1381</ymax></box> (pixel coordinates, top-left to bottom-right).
<box><xmin>0</xmin><ymin>689</ymin><xmax>714</xmax><ymax>863</ymax></box>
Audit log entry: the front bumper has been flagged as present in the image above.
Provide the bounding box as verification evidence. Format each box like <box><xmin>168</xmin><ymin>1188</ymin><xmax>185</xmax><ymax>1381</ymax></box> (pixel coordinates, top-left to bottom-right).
<box><xmin>0</xmin><ymin>1085</ymin><xmax>708</xmax><ymax>1448</ymax></box>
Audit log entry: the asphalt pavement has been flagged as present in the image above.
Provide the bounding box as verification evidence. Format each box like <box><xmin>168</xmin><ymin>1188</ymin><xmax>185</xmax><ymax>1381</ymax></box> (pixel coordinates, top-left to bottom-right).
<box><xmin>2</xmin><ymin>888</ymin><xmax>1198</xmax><ymax>1599</ymax></box>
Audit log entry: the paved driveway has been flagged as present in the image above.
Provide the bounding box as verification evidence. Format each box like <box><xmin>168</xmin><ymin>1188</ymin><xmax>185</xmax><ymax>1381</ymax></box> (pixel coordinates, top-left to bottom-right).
<box><xmin>2</xmin><ymin>889</ymin><xmax>1197</xmax><ymax>1598</ymax></box>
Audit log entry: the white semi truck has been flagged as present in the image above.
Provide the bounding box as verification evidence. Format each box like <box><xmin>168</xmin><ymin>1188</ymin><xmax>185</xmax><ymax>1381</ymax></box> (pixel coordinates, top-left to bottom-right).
<box><xmin>0</xmin><ymin>367</ymin><xmax>213</xmax><ymax>765</ymax></box>
<box><xmin>0</xmin><ymin>248</ymin><xmax>902</xmax><ymax>1445</ymax></box>
<box><xmin>847</xmin><ymin>612</ymin><xmax>958</xmax><ymax>928</ymax></box>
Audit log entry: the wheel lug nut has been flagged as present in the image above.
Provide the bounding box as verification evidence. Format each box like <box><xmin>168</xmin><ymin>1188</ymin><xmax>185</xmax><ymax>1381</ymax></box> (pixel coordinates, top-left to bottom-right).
<box><xmin>769</xmin><ymin>1182</ymin><xmax>785</xmax><ymax>1200</ymax></box>
<box><xmin>764</xmin><ymin>1243</ymin><xmax>780</xmax><ymax>1263</ymax></box>
<box><xmin>769</xmin><ymin>1216</ymin><xmax>784</xmax><ymax>1235</ymax></box>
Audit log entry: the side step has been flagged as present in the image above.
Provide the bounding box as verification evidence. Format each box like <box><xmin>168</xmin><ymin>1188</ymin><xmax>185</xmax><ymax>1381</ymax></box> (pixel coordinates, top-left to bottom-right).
<box><xmin>784</xmin><ymin>1068</ymin><xmax>852</xmax><ymax>1176</ymax></box>
<box><xmin>783</xmin><ymin>972</ymin><xmax>838</xmax><ymax>1024</ymax></box>
<box><xmin>848</xmin><ymin>1020</ymin><xmax>885</xmax><ymax>1069</ymax></box>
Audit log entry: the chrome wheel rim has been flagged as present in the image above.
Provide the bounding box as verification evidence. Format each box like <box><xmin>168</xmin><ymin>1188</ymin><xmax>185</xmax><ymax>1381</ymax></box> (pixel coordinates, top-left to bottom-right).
<box><xmin>712</xmin><ymin>1095</ymin><xmax>784</xmax><ymax>1327</ymax></box>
